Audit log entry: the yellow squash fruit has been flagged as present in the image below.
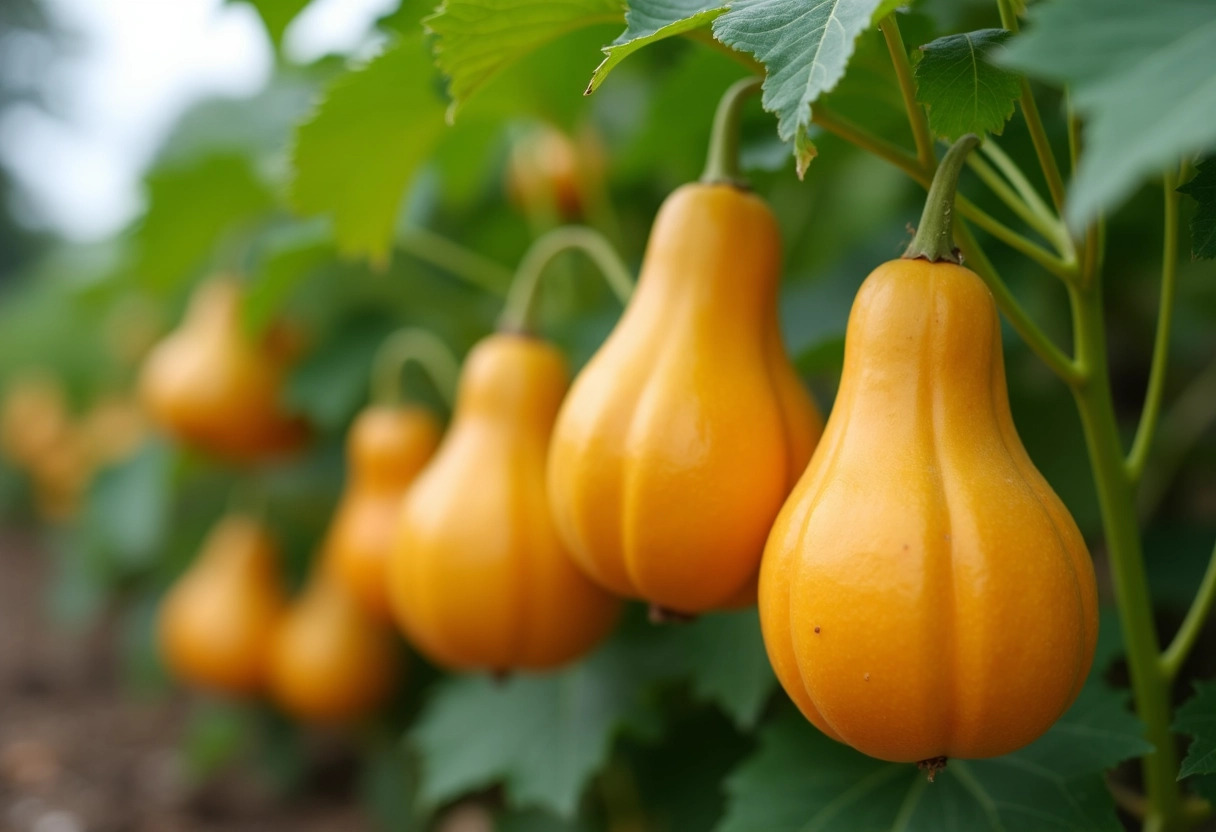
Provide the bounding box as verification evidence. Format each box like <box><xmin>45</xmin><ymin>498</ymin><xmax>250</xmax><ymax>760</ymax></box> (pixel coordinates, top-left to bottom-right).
<box><xmin>759</xmin><ymin>136</ymin><xmax>1098</xmax><ymax>764</ymax></box>
<box><xmin>324</xmin><ymin>405</ymin><xmax>441</xmax><ymax>619</ymax></box>
<box><xmin>547</xmin><ymin>180</ymin><xmax>821</xmax><ymax>615</ymax></box>
<box><xmin>388</xmin><ymin>334</ymin><xmax>620</xmax><ymax>673</ymax></box>
<box><xmin>139</xmin><ymin>278</ymin><xmax>307</xmax><ymax>463</ymax></box>
<box><xmin>268</xmin><ymin>576</ymin><xmax>401</xmax><ymax>723</ymax></box>
<box><xmin>159</xmin><ymin>514</ymin><xmax>287</xmax><ymax>696</ymax></box>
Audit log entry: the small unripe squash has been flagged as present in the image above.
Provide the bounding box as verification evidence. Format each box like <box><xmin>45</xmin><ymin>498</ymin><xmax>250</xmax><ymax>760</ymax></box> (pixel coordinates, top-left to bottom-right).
<box><xmin>159</xmin><ymin>514</ymin><xmax>287</xmax><ymax>696</ymax></box>
<box><xmin>760</xmin><ymin>257</ymin><xmax>1099</xmax><ymax>763</ymax></box>
<box><xmin>388</xmin><ymin>334</ymin><xmax>620</xmax><ymax>673</ymax></box>
<box><xmin>547</xmin><ymin>182</ymin><xmax>823</xmax><ymax>614</ymax></box>
<box><xmin>325</xmin><ymin>405</ymin><xmax>441</xmax><ymax>619</ymax></box>
<box><xmin>139</xmin><ymin>279</ymin><xmax>307</xmax><ymax>462</ymax></box>
<box><xmin>268</xmin><ymin>575</ymin><xmax>401</xmax><ymax>723</ymax></box>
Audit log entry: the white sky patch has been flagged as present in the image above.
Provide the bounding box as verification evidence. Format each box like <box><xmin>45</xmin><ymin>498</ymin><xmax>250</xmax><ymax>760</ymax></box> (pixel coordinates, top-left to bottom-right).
<box><xmin>283</xmin><ymin>0</ymin><xmax>399</xmax><ymax>64</ymax></box>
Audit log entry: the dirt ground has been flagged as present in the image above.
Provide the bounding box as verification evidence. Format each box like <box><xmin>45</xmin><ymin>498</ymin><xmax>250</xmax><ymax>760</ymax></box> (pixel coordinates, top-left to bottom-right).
<box><xmin>0</xmin><ymin>530</ymin><xmax>372</xmax><ymax>832</ymax></box>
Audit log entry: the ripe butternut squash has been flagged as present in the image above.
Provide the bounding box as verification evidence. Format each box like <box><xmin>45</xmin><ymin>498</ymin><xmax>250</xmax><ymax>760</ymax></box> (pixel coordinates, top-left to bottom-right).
<box><xmin>759</xmin><ymin>136</ymin><xmax>1098</xmax><ymax>763</ymax></box>
<box><xmin>388</xmin><ymin>334</ymin><xmax>620</xmax><ymax>672</ymax></box>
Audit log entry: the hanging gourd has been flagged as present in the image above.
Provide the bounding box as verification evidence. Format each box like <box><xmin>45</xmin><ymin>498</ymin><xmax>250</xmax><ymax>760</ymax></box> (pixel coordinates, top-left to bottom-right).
<box><xmin>139</xmin><ymin>277</ymin><xmax>308</xmax><ymax>462</ymax></box>
<box><xmin>387</xmin><ymin>331</ymin><xmax>621</xmax><ymax>673</ymax></box>
<box><xmin>268</xmin><ymin>575</ymin><xmax>401</xmax><ymax>723</ymax></box>
<box><xmin>158</xmin><ymin>512</ymin><xmax>287</xmax><ymax>696</ymax></box>
<box><xmin>759</xmin><ymin>135</ymin><xmax>1099</xmax><ymax>768</ymax></box>
<box><xmin>324</xmin><ymin>330</ymin><xmax>452</xmax><ymax>619</ymax></box>
<box><xmin>547</xmin><ymin>79</ymin><xmax>823</xmax><ymax>617</ymax></box>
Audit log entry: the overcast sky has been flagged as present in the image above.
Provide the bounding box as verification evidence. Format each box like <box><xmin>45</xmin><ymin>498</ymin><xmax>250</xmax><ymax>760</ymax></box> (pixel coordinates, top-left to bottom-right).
<box><xmin>0</xmin><ymin>0</ymin><xmax>397</xmax><ymax>241</ymax></box>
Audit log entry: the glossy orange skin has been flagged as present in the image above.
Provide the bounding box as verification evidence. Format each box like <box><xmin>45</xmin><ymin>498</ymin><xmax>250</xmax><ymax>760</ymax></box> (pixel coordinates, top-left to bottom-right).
<box><xmin>760</xmin><ymin>258</ymin><xmax>1099</xmax><ymax>762</ymax></box>
<box><xmin>139</xmin><ymin>279</ymin><xmax>307</xmax><ymax>462</ymax></box>
<box><xmin>159</xmin><ymin>515</ymin><xmax>287</xmax><ymax>696</ymax></box>
<box><xmin>324</xmin><ymin>406</ymin><xmax>441</xmax><ymax>619</ymax></box>
<box><xmin>547</xmin><ymin>183</ymin><xmax>823</xmax><ymax>614</ymax></box>
<box><xmin>268</xmin><ymin>576</ymin><xmax>401</xmax><ymax>723</ymax></box>
<box><xmin>388</xmin><ymin>334</ymin><xmax>620</xmax><ymax>672</ymax></box>
<box><xmin>506</xmin><ymin>124</ymin><xmax>600</xmax><ymax>220</ymax></box>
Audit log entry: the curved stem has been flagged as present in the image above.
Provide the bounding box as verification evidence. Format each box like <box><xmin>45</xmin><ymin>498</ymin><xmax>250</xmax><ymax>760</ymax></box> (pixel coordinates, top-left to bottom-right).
<box><xmin>954</xmin><ymin>220</ymin><xmax>1081</xmax><ymax>384</ymax></box>
<box><xmin>398</xmin><ymin>227</ymin><xmax>514</xmax><ymax>296</ymax></box>
<box><xmin>1138</xmin><ymin>356</ymin><xmax>1216</xmax><ymax>522</ymax></box>
<box><xmin>498</xmin><ymin>226</ymin><xmax>634</xmax><ymax>333</ymax></box>
<box><xmin>880</xmin><ymin>14</ymin><xmax>934</xmax><ymax>170</ymax></box>
<box><xmin>371</xmin><ymin>328</ymin><xmax>460</xmax><ymax>408</ymax></box>
<box><xmin>905</xmin><ymin>134</ymin><xmax>978</xmax><ymax>262</ymax></box>
<box><xmin>977</xmin><ymin>140</ymin><xmax>1074</xmax><ymax>259</ymax></box>
<box><xmin>812</xmin><ymin>105</ymin><xmax>928</xmax><ymax>183</ymax></box>
<box><xmin>702</xmin><ymin>77</ymin><xmax>763</xmax><ymax>185</ymax></box>
<box><xmin>1161</xmin><ymin>540</ymin><xmax>1216</xmax><ymax>681</ymax></box>
<box><xmin>1126</xmin><ymin>171</ymin><xmax>1180</xmax><ymax>484</ymax></box>
<box><xmin>997</xmin><ymin>0</ymin><xmax>1067</xmax><ymax>215</ymax></box>
<box><xmin>956</xmin><ymin>194</ymin><xmax>1077</xmax><ymax>280</ymax></box>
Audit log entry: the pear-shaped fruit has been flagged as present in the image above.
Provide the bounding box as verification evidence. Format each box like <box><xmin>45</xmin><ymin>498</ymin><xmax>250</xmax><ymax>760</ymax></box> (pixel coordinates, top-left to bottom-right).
<box><xmin>268</xmin><ymin>575</ymin><xmax>401</xmax><ymax>723</ymax></box>
<box><xmin>139</xmin><ymin>278</ymin><xmax>307</xmax><ymax>462</ymax></box>
<box><xmin>324</xmin><ymin>405</ymin><xmax>441</xmax><ymax>619</ymax></box>
<box><xmin>159</xmin><ymin>514</ymin><xmax>286</xmax><ymax>696</ymax></box>
<box><xmin>388</xmin><ymin>334</ymin><xmax>620</xmax><ymax>673</ymax></box>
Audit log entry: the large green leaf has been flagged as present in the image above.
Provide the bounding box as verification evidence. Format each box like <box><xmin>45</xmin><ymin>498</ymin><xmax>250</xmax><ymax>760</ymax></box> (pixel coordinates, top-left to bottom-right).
<box><xmin>1178</xmin><ymin>159</ymin><xmax>1216</xmax><ymax>260</ymax></box>
<box><xmin>132</xmin><ymin>153</ymin><xmax>276</xmax><ymax>290</ymax></box>
<box><xmin>1001</xmin><ymin>0</ymin><xmax>1216</xmax><ymax>231</ymax></box>
<box><xmin>85</xmin><ymin>439</ymin><xmax>175</xmax><ymax>570</ymax></box>
<box><xmin>1175</xmin><ymin>681</ymin><xmax>1216</xmax><ymax>780</ymax></box>
<box><xmin>289</xmin><ymin>35</ymin><xmax>447</xmax><ymax>262</ymax></box>
<box><xmin>587</xmin><ymin>0</ymin><xmax>727</xmax><ymax>94</ymax></box>
<box><xmin>410</xmin><ymin>634</ymin><xmax>667</xmax><ymax>817</ymax></box>
<box><xmin>712</xmin><ymin>0</ymin><xmax>884</xmax><ymax>168</ymax></box>
<box><xmin>427</xmin><ymin>0</ymin><xmax>625</xmax><ymax>115</ymax></box>
<box><xmin>914</xmin><ymin>29</ymin><xmax>1020</xmax><ymax>141</ymax></box>
<box><xmin>668</xmin><ymin>609</ymin><xmax>776</xmax><ymax>730</ymax></box>
<box><xmin>718</xmin><ymin>683</ymin><xmax>1150</xmax><ymax>832</ymax></box>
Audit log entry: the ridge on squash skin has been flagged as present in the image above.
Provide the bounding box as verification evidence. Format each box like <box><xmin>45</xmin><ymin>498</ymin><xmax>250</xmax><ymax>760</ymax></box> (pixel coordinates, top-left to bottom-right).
<box><xmin>760</xmin><ymin>259</ymin><xmax>1098</xmax><ymax>763</ymax></box>
<box><xmin>388</xmin><ymin>335</ymin><xmax>619</xmax><ymax>673</ymax></box>
<box><xmin>549</xmin><ymin>183</ymin><xmax>823</xmax><ymax>615</ymax></box>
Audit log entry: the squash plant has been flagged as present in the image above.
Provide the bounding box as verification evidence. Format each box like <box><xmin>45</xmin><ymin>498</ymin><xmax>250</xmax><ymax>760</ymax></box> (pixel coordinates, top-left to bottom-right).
<box><xmin>0</xmin><ymin>0</ymin><xmax>1212</xmax><ymax>830</ymax></box>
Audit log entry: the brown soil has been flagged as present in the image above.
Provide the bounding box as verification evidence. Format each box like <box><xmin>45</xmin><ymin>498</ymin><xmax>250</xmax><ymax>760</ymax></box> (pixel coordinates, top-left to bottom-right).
<box><xmin>0</xmin><ymin>530</ymin><xmax>371</xmax><ymax>832</ymax></box>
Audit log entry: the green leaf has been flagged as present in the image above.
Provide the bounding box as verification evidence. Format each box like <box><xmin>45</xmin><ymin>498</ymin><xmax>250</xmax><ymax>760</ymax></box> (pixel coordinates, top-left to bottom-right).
<box><xmin>133</xmin><ymin>153</ymin><xmax>276</xmax><ymax>290</ymax></box>
<box><xmin>587</xmin><ymin>0</ymin><xmax>728</xmax><ymax>95</ymax></box>
<box><xmin>667</xmin><ymin>609</ymin><xmax>776</xmax><ymax>730</ymax></box>
<box><xmin>914</xmin><ymin>29</ymin><xmax>1020</xmax><ymax>141</ymax></box>
<box><xmin>719</xmin><ymin>683</ymin><xmax>1149</xmax><ymax>832</ymax></box>
<box><xmin>227</xmin><ymin>0</ymin><xmax>311</xmax><ymax>47</ymax></box>
<box><xmin>1175</xmin><ymin>681</ymin><xmax>1216</xmax><ymax>779</ymax></box>
<box><xmin>712</xmin><ymin>0</ymin><xmax>884</xmax><ymax>162</ymax></box>
<box><xmin>243</xmin><ymin>220</ymin><xmax>336</xmax><ymax>335</ymax></box>
<box><xmin>410</xmin><ymin>634</ymin><xmax>666</xmax><ymax>817</ymax></box>
<box><xmin>427</xmin><ymin>0</ymin><xmax>625</xmax><ymax>115</ymax></box>
<box><xmin>85</xmin><ymin>439</ymin><xmax>174</xmax><ymax>570</ymax></box>
<box><xmin>1000</xmin><ymin>0</ymin><xmax>1216</xmax><ymax>231</ymax></box>
<box><xmin>1179</xmin><ymin>159</ymin><xmax>1216</xmax><ymax>260</ymax></box>
<box><xmin>289</xmin><ymin>35</ymin><xmax>447</xmax><ymax>262</ymax></box>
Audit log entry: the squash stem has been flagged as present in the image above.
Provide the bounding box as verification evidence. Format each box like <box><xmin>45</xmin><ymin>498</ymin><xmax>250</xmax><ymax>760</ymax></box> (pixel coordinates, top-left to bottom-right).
<box><xmin>371</xmin><ymin>327</ymin><xmax>460</xmax><ymax>409</ymax></box>
<box><xmin>701</xmin><ymin>77</ymin><xmax>762</xmax><ymax>187</ymax></box>
<box><xmin>498</xmin><ymin>225</ymin><xmax>634</xmax><ymax>334</ymax></box>
<box><xmin>903</xmin><ymin>134</ymin><xmax>979</xmax><ymax>263</ymax></box>
<box><xmin>1068</xmin><ymin>276</ymin><xmax>1184</xmax><ymax>832</ymax></box>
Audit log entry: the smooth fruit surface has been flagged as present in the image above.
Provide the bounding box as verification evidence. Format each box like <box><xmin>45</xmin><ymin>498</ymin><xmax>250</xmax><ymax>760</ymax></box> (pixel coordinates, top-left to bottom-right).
<box><xmin>760</xmin><ymin>258</ymin><xmax>1099</xmax><ymax>762</ymax></box>
<box><xmin>325</xmin><ymin>405</ymin><xmax>441</xmax><ymax>618</ymax></box>
<box><xmin>389</xmin><ymin>334</ymin><xmax>620</xmax><ymax>672</ymax></box>
<box><xmin>159</xmin><ymin>514</ymin><xmax>286</xmax><ymax>696</ymax></box>
<box><xmin>139</xmin><ymin>278</ymin><xmax>307</xmax><ymax>462</ymax></box>
<box><xmin>268</xmin><ymin>576</ymin><xmax>401</xmax><ymax>723</ymax></box>
<box><xmin>548</xmin><ymin>183</ymin><xmax>822</xmax><ymax>614</ymax></box>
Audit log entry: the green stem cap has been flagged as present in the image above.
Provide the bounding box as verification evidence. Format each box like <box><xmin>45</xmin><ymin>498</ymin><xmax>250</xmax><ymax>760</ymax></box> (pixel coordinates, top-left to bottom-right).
<box><xmin>904</xmin><ymin>134</ymin><xmax>980</xmax><ymax>264</ymax></box>
<box><xmin>701</xmin><ymin>76</ymin><xmax>763</xmax><ymax>187</ymax></box>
